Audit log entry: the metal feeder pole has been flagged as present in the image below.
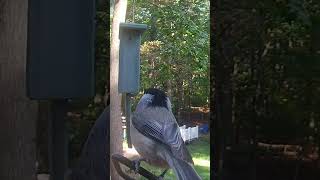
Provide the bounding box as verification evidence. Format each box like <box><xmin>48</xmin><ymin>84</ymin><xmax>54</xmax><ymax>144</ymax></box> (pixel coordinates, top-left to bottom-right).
<box><xmin>48</xmin><ymin>100</ymin><xmax>68</xmax><ymax>180</ymax></box>
<box><xmin>125</xmin><ymin>94</ymin><xmax>133</xmax><ymax>148</ymax></box>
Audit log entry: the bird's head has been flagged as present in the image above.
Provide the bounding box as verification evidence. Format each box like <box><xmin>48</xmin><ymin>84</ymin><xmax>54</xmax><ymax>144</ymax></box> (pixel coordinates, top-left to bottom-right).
<box><xmin>138</xmin><ymin>88</ymin><xmax>172</xmax><ymax>110</ymax></box>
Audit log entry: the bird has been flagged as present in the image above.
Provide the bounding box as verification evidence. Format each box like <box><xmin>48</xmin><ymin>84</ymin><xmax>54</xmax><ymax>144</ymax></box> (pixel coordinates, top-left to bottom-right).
<box><xmin>130</xmin><ymin>88</ymin><xmax>202</xmax><ymax>180</ymax></box>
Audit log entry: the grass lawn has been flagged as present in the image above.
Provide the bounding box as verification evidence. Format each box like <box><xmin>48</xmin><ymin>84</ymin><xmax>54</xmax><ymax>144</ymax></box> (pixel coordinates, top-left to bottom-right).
<box><xmin>124</xmin><ymin>134</ymin><xmax>210</xmax><ymax>180</ymax></box>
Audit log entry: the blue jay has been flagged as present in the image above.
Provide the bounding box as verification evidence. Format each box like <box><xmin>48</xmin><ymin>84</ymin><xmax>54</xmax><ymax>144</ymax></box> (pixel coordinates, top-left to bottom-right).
<box><xmin>130</xmin><ymin>88</ymin><xmax>201</xmax><ymax>180</ymax></box>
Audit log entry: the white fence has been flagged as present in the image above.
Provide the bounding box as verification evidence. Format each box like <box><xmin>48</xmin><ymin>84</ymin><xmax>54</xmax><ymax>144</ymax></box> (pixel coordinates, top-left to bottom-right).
<box><xmin>179</xmin><ymin>125</ymin><xmax>199</xmax><ymax>142</ymax></box>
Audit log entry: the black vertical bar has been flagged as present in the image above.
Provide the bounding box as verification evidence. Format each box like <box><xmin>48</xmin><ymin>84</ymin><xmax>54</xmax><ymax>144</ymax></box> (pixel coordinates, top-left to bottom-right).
<box><xmin>126</xmin><ymin>94</ymin><xmax>132</xmax><ymax>148</ymax></box>
<box><xmin>48</xmin><ymin>100</ymin><xmax>68</xmax><ymax>180</ymax></box>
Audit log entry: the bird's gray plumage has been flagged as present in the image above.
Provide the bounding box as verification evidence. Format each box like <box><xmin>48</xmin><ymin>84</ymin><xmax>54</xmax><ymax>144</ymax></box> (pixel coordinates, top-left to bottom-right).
<box><xmin>132</xmin><ymin>108</ymin><xmax>193</xmax><ymax>164</ymax></box>
<box><xmin>130</xmin><ymin>89</ymin><xmax>201</xmax><ymax>180</ymax></box>
<box><xmin>71</xmin><ymin>106</ymin><xmax>109</xmax><ymax>180</ymax></box>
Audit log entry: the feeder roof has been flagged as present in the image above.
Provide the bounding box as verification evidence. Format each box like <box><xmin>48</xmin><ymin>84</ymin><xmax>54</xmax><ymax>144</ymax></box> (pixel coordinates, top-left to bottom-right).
<box><xmin>120</xmin><ymin>23</ymin><xmax>148</xmax><ymax>32</ymax></box>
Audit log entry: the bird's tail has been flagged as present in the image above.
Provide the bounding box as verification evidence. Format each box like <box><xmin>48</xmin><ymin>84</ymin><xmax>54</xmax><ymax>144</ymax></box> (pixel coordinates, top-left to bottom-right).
<box><xmin>162</xmin><ymin>151</ymin><xmax>202</xmax><ymax>180</ymax></box>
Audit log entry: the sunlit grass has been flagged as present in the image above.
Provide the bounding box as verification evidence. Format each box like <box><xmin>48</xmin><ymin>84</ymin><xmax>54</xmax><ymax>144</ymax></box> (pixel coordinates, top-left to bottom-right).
<box><xmin>188</xmin><ymin>135</ymin><xmax>210</xmax><ymax>180</ymax></box>
<box><xmin>193</xmin><ymin>158</ymin><xmax>210</xmax><ymax>167</ymax></box>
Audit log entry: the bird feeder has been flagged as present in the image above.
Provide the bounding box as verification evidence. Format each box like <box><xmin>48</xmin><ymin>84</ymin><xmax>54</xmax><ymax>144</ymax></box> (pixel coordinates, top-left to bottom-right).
<box><xmin>26</xmin><ymin>1</ymin><xmax>95</xmax><ymax>180</ymax></box>
<box><xmin>27</xmin><ymin>0</ymin><xmax>95</xmax><ymax>99</ymax></box>
<box><xmin>118</xmin><ymin>23</ymin><xmax>147</xmax><ymax>94</ymax></box>
<box><xmin>118</xmin><ymin>23</ymin><xmax>147</xmax><ymax>148</ymax></box>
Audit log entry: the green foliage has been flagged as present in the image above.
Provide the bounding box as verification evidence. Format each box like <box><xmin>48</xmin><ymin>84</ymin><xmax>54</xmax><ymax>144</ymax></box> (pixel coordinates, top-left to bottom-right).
<box><xmin>127</xmin><ymin>0</ymin><xmax>210</xmax><ymax>114</ymax></box>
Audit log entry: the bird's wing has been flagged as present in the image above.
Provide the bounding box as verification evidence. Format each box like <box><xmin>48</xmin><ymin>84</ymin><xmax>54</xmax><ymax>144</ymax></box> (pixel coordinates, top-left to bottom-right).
<box><xmin>132</xmin><ymin>108</ymin><xmax>193</xmax><ymax>164</ymax></box>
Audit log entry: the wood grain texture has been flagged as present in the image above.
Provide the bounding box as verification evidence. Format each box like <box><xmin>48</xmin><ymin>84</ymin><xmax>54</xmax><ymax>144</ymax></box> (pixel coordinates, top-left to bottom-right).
<box><xmin>110</xmin><ymin>0</ymin><xmax>127</xmax><ymax>179</ymax></box>
<box><xmin>0</xmin><ymin>0</ymin><xmax>38</xmax><ymax>179</ymax></box>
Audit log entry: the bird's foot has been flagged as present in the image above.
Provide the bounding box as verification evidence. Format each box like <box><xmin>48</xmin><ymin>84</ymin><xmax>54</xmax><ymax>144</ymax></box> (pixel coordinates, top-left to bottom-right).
<box><xmin>132</xmin><ymin>158</ymin><xmax>146</xmax><ymax>173</ymax></box>
<box><xmin>156</xmin><ymin>176</ymin><xmax>164</xmax><ymax>180</ymax></box>
<box><xmin>156</xmin><ymin>169</ymin><xmax>168</xmax><ymax>180</ymax></box>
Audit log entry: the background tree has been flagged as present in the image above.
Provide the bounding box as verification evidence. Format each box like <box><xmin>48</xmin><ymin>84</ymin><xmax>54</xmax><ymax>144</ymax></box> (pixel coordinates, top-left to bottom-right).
<box><xmin>126</xmin><ymin>0</ymin><xmax>210</xmax><ymax>123</ymax></box>
<box><xmin>212</xmin><ymin>0</ymin><xmax>320</xmax><ymax>179</ymax></box>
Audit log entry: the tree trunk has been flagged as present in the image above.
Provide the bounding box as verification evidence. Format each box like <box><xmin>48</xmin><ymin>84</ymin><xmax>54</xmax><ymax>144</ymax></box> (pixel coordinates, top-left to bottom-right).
<box><xmin>109</xmin><ymin>0</ymin><xmax>127</xmax><ymax>179</ymax></box>
<box><xmin>0</xmin><ymin>0</ymin><xmax>38</xmax><ymax>179</ymax></box>
<box><xmin>167</xmin><ymin>78</ymin><xmax>173</xmax><ymax>100</ymax></box>
<box><xmin>232</xmin><ymin>61</ymin><xmax>238</xmax><ymax>144</ymax></box>
<box><xmin>213</xmin><ymin>0</ymin><xmax>238</xmax><ymax>179</ymax></box>
<box><xmin>167</xmin><ymin>59</ymin><xmax>173</xmax><ymax>101</ymax></box>
<box><xmin>188</xmin><ymin>75</ymin><xmax>192</xmax><ymax>121</ymax></box>
<box><xmin>175</xmin><ymin>76</ymin><xmax>183</xmax><ymax>124</ymax></box>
